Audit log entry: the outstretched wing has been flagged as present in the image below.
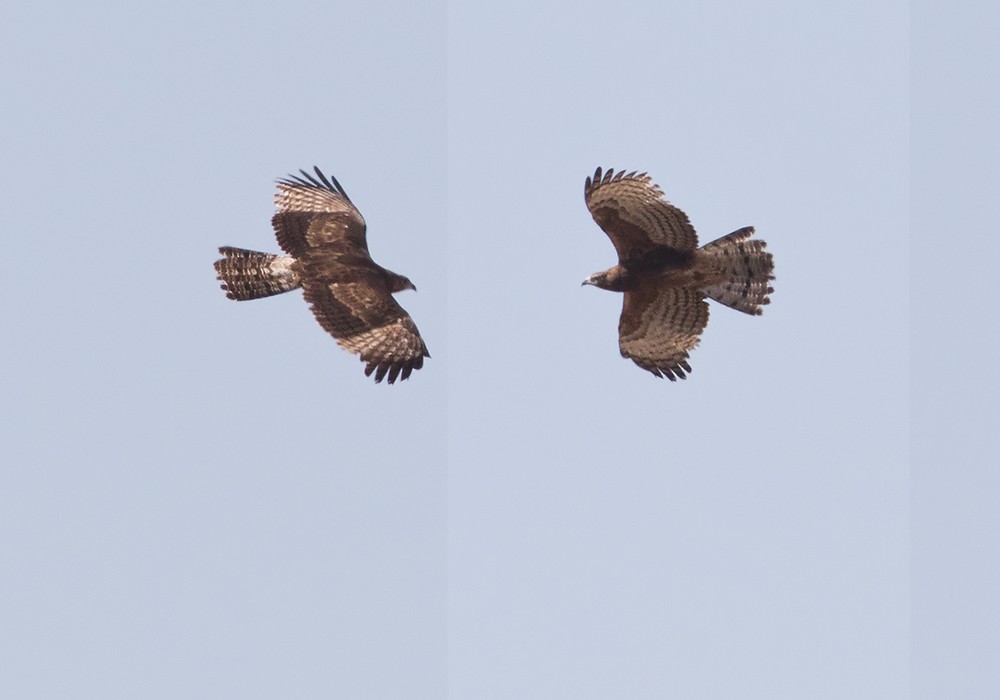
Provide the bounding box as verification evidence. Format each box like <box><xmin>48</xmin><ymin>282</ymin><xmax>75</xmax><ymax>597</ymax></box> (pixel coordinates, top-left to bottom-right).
<box><xmin>273</xmin><ymin>167</ymin><xmax>429</xmax><ymax>384</ymax></box>
<box><xmin>271</xmin><ymin>166</ymin><xmax>369</xmax><ymax>260</ymax></box>
<box><xmin>618</xmin><ymin>284</ymin><xmax>709</xmax><ymax>380</ymax></box>
<box><xmin>301</xmin><ymin>276</ymin><xmax>429</xmax><ymax>384</ymax></box>
<box><xmin>585</xmin><ymin>167</ymin><xmax>699</xmax><ymax>262</ymax></box>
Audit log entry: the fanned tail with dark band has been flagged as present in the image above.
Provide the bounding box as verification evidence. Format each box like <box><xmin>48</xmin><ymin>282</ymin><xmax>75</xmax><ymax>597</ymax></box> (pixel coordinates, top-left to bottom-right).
<box><xmin>214</xmin><ymin>247</ymin><xmax>301</xmax><ymax>301</ymax></box>
<box><xmin>698</xmin><ymin>227</ymin><xmax>775</xmax><ymax>315</ymax></box>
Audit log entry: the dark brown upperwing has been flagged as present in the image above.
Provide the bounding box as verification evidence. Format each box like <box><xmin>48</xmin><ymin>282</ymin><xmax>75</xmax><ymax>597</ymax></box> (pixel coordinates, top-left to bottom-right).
<box><xmin>618</xmin><ymin>282</ymin><xmax>709</xmax><ymax>380</ymax></box>
<box><xmin>271</xmin><ymin>166</ymin><xmax>369</xmax><ymax>259</ymax></box>
<box><xmin>585</xmin><ymin>167</ymin><xmax>700</xmax><ymax>263</ymax></box>
<box><xmin>300</xmin><ymin>263</ymin><xmax>429</xmax><ymax>384</ymax></box>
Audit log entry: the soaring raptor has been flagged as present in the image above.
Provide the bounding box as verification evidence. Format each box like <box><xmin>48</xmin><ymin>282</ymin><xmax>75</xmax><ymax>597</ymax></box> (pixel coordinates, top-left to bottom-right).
<box><xmin>582</xmin><ymin>167</ymin><xmax>774</xmax><ymax>380</ymax></box>
<box><xmin>214</xmin><ymin>167</ymin><xmax>429</xmax><ymax>384</ymax></box>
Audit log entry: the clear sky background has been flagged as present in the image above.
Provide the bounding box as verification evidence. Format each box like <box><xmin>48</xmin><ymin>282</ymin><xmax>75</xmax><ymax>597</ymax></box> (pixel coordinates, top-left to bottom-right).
<box><xmin>1</xmin><ymin>1</ymin><xmax>995</xmax><ymax>699</ymax></box>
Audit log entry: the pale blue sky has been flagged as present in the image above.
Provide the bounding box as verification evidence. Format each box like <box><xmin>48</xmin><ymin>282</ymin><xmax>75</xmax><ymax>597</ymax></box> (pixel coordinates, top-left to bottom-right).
<box><xmin>1</xmin><ymin>1</ymin><xmax>996</xmax><ymax>698</ymax></box>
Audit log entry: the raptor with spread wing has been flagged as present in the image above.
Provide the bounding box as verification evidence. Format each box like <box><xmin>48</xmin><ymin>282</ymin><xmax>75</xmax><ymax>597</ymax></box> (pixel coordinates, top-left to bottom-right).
<box><xmin>214</xmin><ymin>167</ymin><xmax>429</xmax><ymax>384</ymax></box>
<box><xmin>582</xmin><ymin>167</ymin><xmax>774</xmax><ymax>380</ymax></box>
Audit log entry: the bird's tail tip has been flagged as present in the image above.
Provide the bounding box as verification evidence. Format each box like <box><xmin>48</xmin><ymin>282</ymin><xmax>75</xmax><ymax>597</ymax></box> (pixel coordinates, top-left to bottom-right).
<box><xmin>699</xmin><ymin>228</ymin><xmax>775</xmax><ymax>315</ymax></box>
<box><xmin>214</xmin><ymin>247</ymin><xmax>301</xmax><ymax>301</ymax></box>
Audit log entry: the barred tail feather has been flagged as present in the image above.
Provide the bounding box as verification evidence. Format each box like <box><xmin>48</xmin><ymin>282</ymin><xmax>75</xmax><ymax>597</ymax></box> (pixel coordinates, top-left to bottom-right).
<box><xmin>214</xmin><ymin>247</ymin><xmax>301</xmax><ymax>301</ymax></box>
<box><xmin>698</xmin><ymin>227</ymin><xmax>775</xmax><ymax>315</ymax></box>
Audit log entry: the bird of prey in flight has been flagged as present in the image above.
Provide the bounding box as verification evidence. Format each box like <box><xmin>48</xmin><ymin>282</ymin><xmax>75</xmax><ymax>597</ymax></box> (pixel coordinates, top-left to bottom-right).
<box><xmin>582</xmin><ymin>167</ymin><xmax>774</xmax><ymax>380</ymax></box>
<box><xmin>214</xmin><ymin>166</ymin><xmax>429</xmax><ymax>384</ymax></box>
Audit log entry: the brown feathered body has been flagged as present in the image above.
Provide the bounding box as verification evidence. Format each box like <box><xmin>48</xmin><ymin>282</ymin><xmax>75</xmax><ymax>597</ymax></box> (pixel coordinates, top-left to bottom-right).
<box><xmin>583</xmin><ymin>167</ymin><xmax>774</xmax><ymax>380</ymax></box>
<box><xmin>214</xmin><ymin>167</ymin><xmax>429</xmax><ymax>384</ymax></box>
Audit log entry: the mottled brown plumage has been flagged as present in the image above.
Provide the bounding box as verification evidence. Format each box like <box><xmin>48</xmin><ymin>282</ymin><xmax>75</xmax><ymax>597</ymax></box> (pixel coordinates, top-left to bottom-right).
<box><xmin>214</xmin><ymin>167</ymin><xmax>429</xmax><ymax>384</ymax></box>
<box><xmin>583</xmin><ymin>167</ymin><xmax>774</xmax><ymax>380</ymax></box>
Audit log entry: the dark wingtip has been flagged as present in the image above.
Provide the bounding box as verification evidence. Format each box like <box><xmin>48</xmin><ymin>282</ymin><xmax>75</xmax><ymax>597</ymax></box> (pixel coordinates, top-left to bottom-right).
<box><xmin>277</xmin><ymin>165</ymin><xmax>351</xmax><ymax>201</ymax></box>
<box><xmin>363</xmin><ymin>357</ymin><xmax>426</xmax><ymax>385</ymax></box>
<box><xmin>318</xmin><ymin>167</ymin><xmax>351</xmax><ymax>202</ymax></box>
<box><xmin>311</xmin><ymin>165</ymin><xmax>338</xmax><ymax>194</ymax></box>
<box><xmin>586</xmin><ymin>166</ymin><xmax>607</xmax><ymax>199</ymax></box>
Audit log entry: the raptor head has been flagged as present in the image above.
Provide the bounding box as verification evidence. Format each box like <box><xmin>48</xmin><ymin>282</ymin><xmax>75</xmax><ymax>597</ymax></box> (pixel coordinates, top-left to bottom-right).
<box><xmin>388</xmin><ymin>272</ymin><xmax>417</xmax><ymax>294</ymax></box>
<box><xmin>582</xmin><ymin>267</ymin><xmax>626</xmax><ymax>291</ymax></box>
